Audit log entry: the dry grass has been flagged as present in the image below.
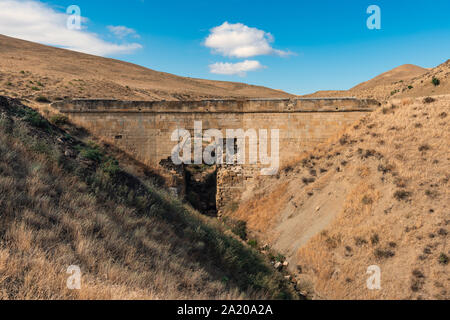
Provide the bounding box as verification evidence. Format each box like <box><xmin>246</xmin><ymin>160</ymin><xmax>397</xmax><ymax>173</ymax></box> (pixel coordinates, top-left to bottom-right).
<box><xmin>233</xmin><ymin>184</ymin><xmax>289</xmax><ymax>235</ymax></box>
<box><xmin>0</xmin><ymin>96</ymin><xmax>297</xmax><ymax>300</ymax></box>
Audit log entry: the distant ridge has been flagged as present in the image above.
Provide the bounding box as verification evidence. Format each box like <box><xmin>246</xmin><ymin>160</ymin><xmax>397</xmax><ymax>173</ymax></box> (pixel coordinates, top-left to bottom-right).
<box><xmin>0</xmin><ymin>34</ymin><xmax>293</xmax><ymax>101</ymax></box>
<box><xmin>303</xmin><ymin>61</ymin><xmax>449</xmax><ymax>101</ymax></box>
<box><xmin>351</xmin><ymin>64</ymin><xmax>428</xmax><ymax>91</ymax></box>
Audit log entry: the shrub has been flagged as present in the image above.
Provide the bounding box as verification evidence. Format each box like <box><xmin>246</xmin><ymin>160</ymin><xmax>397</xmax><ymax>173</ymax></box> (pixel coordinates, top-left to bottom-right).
<box><xmin>76</xmin><ymin>143</ymin><xmax>103</xmax><ymax>162</ymax></box>
<box><xmin>418</xmin><ymin>144</ymin><xmax>430</xmax><ymax>152</ymax></box>
<box><xmin>101</xmin><ymin>158</ymin><xmax>121</xmax><ymax>176</ymax></box>
<box><xmin>362</xmin><ymin>195</ymin><xmax>373</xmax><ymax>205</ymax></box>
<box><xmin>439</xmin><ymin>253</ymin><xmax>448</xmax><ymax>265</ymax></box>
<box><xmin>408</xmin><ymin>85</ymin><xmax>413</xmax><ymax>89</ymax></box>
<box><xmin>394</xmin><ymin>190</ymin><xmax>411</xmax><ymax>201</ymax></box>
<box><xmin>388</xmin><ymin>242</ymin><xmax>397</xmax><ymax>248</ymax></box>
<box><xmin>355</xmin><ymin>237</ymin><xmax>368</xmax><ymax>246</ymax></box>
<box><xmin>31</xmin><ymin>86</ymin><xmax>40</xmax><ymax>91</ymax></box>
<box><xmin>248</xmin><ymin>239</ymin><xmax>258</xmax><ymax>248</ymax></box>
<box><xmin>412</xmin><ymin>269</ymin><xmax>424</xmax><ymax>278</ymax></box>
<box><xmin>370</xmin><ymin>234</ymin><xmax>380</xmax><ymax>245</ymax></box>
<box><xmin>374</xmin><ymin>248</ymin><xmax>395</xmax><ymax>259</ymax></box>
<box><xmin>35</xmin><ymin>96</ymin><xmax>51</xmax><ymax>103</ymax></box>
<box><xmin>432</xmin><ymin>77</ymin><xmax>440</xmax><ymax>86</ymax></box>
<box><xmin>302</xmin><ymin>177</ymin><xmax>315</xmax><ymax>185</ymax></box>
<box><xmin>283</xmin><ymin>165</ymin><xmax>293</xmax><ymax>173</ymax></box>
<box><xmin>324</xmin><ymin>235</ymin><xmax>340</xmax><ymax>249</ymax></box>
<box><xmin>274</xmin><ymin>253</ymin><xmax>286</xmax><ymax>262</ymax></box>
<box><xmin>23</xmin><ymin>109</ymin><xmax>48</xmax><ymax>129</ymax></box>
<box><xmin>50</xmin><ymin>114</ymin><xmax>68</xmax><ymax>125</ymax></box>
<box><xmin>423</xmin><ymin>97</ymin><xmax>435</xmax><ymax>104</ymax></box>
<box><xmin>425</xmin><ymin>189</ymin><xmax>438</xmax><ymax>198</ymax></box>
<box><xmin>378</xmin><ymin>163</ymin><xmax>393</xmax><ymax>174</ymax></box>
<box><xmin>339</xmin><ymin>134</ymin><xmax>349</xmax><ymax>145</ymax></box>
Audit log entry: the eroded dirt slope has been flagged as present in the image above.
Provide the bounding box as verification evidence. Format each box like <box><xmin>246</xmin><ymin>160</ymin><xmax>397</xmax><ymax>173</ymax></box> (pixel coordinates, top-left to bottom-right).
<box><xmin>229</xmin><ymin>95</ymin><xmax>449</xmax><ymax>299</ymax></box>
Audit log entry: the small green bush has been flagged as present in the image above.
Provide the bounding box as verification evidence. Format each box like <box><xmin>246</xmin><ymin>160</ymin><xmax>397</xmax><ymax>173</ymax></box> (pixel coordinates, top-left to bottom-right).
<box><xmin>439</xmin><ymin>253</ymin><xmax>448</xmax><ymax>265</ymax></box>
<box><xmin>248</xmin><ymin>239</ymin><xmax>258</xmax><ymax>248</ymax></box>
<box><xmin>23</xmin><ymin>109</ymin><xmax>48</xmax><ymax>129</ymax></box>
<box><xmin>432</xmin><ymin>77</ymin><xmax>440</xmax><ymax>86</ymax></box>
<box><xmin>76</xmin><ymin>143</ymin><xmax>103</xmax><ymax>162</ymax></box>
<box><xmin>31</xmin><ymin>86</ymin><xmax>40</xmax><ymax>91</ymax></box>
<box><xmin>274</xmin><ymin>253</ymin><xmax>286</xmax><ymax>262</ymax></box>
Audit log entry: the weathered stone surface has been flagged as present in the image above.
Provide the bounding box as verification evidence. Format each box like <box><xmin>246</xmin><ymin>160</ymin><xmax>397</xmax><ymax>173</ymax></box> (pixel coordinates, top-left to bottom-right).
<box><xmin>52</xmin><ymin>98</ymin><xmax>377</xmax><ymax>212</ymax></box>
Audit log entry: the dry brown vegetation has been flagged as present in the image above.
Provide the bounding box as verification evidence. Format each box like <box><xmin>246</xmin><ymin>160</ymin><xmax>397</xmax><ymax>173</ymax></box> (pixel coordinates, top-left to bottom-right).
<box><xmin>0</xmin><ymin>34</ymin><xmax>292</xmax><ymax>102</ymax></box>
<box><xmin>0</xmin><ymin>96</ymin><xmax>297</xmax><ymax>300</ymax></box>
<box><xmin>228</xmin><ymin>95</ymin><xmax>449</xmax><ymax>299</ymax></box>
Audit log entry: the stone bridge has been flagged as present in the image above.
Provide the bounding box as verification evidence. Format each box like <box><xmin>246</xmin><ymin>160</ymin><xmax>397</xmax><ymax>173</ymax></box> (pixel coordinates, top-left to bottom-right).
<box><xmin>52</xmin><ymin>98</ymin><xmax>378</xmax><ymax>214</ymax></box>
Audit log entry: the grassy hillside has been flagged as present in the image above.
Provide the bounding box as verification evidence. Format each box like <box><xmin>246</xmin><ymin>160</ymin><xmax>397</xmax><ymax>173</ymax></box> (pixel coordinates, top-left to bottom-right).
<box><xmin>0</xmin><ymin>34</ymin><xmax>292</xmax><ymax>102</ymax></box>
<box><xmin>0</xmin><ymin>95</ymin><xmax>298</xmax><ymax>300</ymax></box>
<box><xmin>227</xmin><ymin>95</ymin><xmax>449</xmax><ymax>299</ymax></box>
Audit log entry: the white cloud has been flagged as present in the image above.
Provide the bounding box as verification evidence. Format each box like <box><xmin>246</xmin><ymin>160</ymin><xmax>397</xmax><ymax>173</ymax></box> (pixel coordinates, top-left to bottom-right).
<box><xmin>108</xmin><ymin>25</ymin><xmax>140</xmax><ymax>39</ymax></box>
<box><xmin>0</xmin><ymin>0</ymin><xmax>142</xmax><ymax>56</ymax></box>
<box><xmin>209</xmin><ymin>60</ymin><xmax>265</xmax><ymax>76</ymax></box>
<box><xmin>204</xmin><ymin>22</ymin><xmax>291</xmax><ymax>58</ymax></box>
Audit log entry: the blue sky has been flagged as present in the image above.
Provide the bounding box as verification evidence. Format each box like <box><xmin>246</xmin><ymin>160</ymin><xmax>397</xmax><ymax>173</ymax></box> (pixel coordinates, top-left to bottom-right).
<box><xmin>1</xmin><ymin>0</ymin><xmax>449</xmax><ymax>94</ymax></box>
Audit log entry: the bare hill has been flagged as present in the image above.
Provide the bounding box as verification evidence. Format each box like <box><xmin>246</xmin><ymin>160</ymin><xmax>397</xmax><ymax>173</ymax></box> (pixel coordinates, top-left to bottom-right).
<box><xmin>351</xmin><ymin>64</ymin><xmax>428</xmax><ymax>91</ymax></box>
<box><xmin>304</xmin><ymin>61</ymin><xmax>449</xmax><ymax>101</ymax></box>
<box><xmin>0</xmin><ymin>34</ymin><xmax>292</xmax><ymax>101</ymax></box>
<box><xmin>227</xmin><ymin>95</ymin><xmax>449</xmax><ymax>299</ymax></box>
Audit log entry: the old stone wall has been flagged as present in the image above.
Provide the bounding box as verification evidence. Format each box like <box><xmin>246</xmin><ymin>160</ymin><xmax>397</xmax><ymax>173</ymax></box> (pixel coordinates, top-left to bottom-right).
<box><xmin>52</xmin><ymin>98</ymin><xmax>377</xmax><ymax>213</ymax></box>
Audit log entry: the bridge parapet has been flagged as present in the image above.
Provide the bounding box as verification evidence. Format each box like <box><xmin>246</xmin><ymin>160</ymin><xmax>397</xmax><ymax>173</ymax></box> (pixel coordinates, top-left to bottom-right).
<box><xmin>52</xmin><ymin>97</ymin><xmax>378</xmax><ymax>114</ymax></box>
